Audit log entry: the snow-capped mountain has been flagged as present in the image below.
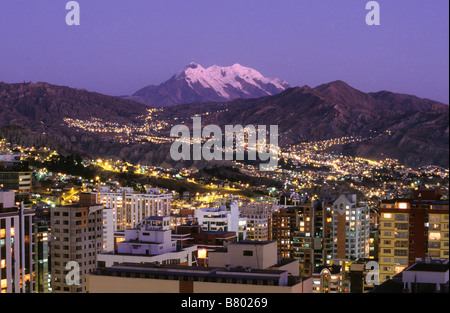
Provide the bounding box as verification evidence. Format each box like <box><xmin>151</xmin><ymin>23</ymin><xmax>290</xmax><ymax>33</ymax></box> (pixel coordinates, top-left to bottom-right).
<box><xmin>130</xmin><ymin>62</ymin><xmax>290</xmax><ymax>107</ymax></box>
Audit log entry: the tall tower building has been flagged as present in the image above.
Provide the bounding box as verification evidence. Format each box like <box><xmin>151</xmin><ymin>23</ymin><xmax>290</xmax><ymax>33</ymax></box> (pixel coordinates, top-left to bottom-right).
<box><xmin>331</xmin><ymin>194</ymin><xmax>370</xmax><ymax>262</ymax></box>
<box><xmin>0</xmin><ymin>188</ymin><xmax>35</xmax><ymax>293</ymax></box>
<box><xmin>292</xmin><ymin>201</ymin><xmax>333</xmax><ymax>276</ymax></box>
<box><xmin>34</xmin><ymin>217</ymin><xmax>51</xmax><ymax>293</ymax></box>
<box><xmin>378</xmin><ymin>189</ymin><xmax>449</xmax><ymax>283</ymax></box>
<box><xmin>270</xmin><ymin>207</ymin><xmax>298</xmax><ymax>258</ymax></box>
<box><xmin>50</xmin><ymin>193</ymin><xmax>104</xmax><ymax>293</ymax></box>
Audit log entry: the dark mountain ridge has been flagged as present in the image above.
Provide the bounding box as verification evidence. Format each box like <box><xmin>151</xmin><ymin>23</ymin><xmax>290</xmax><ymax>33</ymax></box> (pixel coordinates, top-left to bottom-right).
<box><xmin>1</xmin><ymin>80</ymin><xmax>448</xmax><ymax>168</ymax></box>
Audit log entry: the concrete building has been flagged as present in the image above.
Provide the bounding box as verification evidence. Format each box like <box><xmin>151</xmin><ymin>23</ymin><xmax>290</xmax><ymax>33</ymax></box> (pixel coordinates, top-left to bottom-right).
<box><xmin>208</xmin><ymin>241</ymin><xmax>300</xmax><ymax>276</ymax></box>
<box><xmin>0</xmin><ymin>172</ymin><xmax>32</xmax><ymax>194</ymax></box>
<box><xmin>0</xmin><ymin>154</ymin><xmax>31</xmax><ymax>193</ymax></box>
<box><xmin>331</xmin><ymin>194</ymin><xmax>370</xmax><ymax>261</ymax></box>
<box><xmin>194</xmin><ymin>200</ymin><xmax>247</xmax><ymax>241</ymax></box>
<box><xmin>172</xmin><ymin>223</ymin><xmax>237</xmax><ymax>266</ymax></box>
<box><xmin>292</xmin><ymin>201</ymin><xmax>333</xmax><ymax>277</ymax></box>
<box><xmin>270</xmin><ymin>207</ymin><xmax>298</xmax><ymax>259</ymax></box>
<box><xmin>97</xmin><ymin>216</ymin><xmax>198</xmax><ymax>268</ymax></box>
<box><xmin>312</xmin><ymin>264</ymin><xmax>344</xmax><ymax>293</ymax></box>
<box><xmin>378</xmin><ymin>189</ymin><xmax>449</xmax><ymax>283</ymax></box>
<box><xmin>98</xmin><ymin>186</ymin><xmax>172</xmax><ymax>252</ymax></box>
<box><xmin>50</xmin><ymin>193</ymin><xmax>104</xmax><ymax>293</ymax></box>
<box><xmin>87</xmin><ymin>262</ymin><xmax>313</xmax><ymax>293</ymax></box>
<box><xmin>87</xmin><ymin>240</ymin><xmax>312</xmax><ymax>293</ymax></box>
<box><xmin>0</xmin><ymin>189</ymin><xmax>35</xmax><ymax>293</ymax></box>
<box><xmin>34</xmin><ymin>217</ymin><xmax>51</xmax><ymax>293</ymax></box>
<box><xmin>240</xmin><ymin>200</ymin><xmax>277</xmax><ymax>241</ymax></box>
<box><xmin>170</xmin><ymin>208</ymin><xmax>196</xmax><ymax>229</ymax></box>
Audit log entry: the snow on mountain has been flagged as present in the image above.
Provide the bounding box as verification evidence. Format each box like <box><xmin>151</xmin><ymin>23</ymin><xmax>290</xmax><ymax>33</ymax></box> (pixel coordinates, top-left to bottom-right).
<box><xmin>177</xmin><ymin>62</ymin><xmax>289</xmax><ymax>98</ymax></box>
<box><xmin>131</xmin><ymin>62</ymin><xmax>290</xmax><ymax>107</ymax></box>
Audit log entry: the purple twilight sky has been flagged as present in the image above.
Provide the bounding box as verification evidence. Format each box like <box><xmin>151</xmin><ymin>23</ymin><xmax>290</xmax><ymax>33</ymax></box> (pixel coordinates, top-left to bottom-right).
<box><xmin>0</xmin><ymin>0</ymin><xmax>448</xmax><ymax>104</ymax></box>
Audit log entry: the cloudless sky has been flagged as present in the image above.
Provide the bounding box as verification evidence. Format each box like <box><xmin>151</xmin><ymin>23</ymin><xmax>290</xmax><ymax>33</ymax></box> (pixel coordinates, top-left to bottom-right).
<box><xmin>0</xmin><ymin>0</ymin><xmax>448</xmax><ymax>103</ymax></box>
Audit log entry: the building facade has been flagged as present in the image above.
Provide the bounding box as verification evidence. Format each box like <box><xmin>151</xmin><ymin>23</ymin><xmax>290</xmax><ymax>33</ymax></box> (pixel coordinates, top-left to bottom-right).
<box><xmin>50</xmin><ymin>193</ymin><xmax>104</xmax><ymax>293</ymax></box>
<box><xmin>98</xmin><ymin>186</ymin><xmax>172</xmax><ymax>251</ymax></box>
<box><xmin>378</xmin><ymin>189</ymin><xmax>449</xmax><ymax>283</ymax></box>
<box><xmin>87</xmin><ymin>240</ymin><xmax>312</xmax><ymax>293</ymax></box>
<box><xmin>0</xmin><ymin>189</ymin><xmax>35</xmax><ymax>293</ymax></box>
<box><xmin>270</xmin><ymin>207</ymin><xmax>298</xmax><ymax>259</ymax></box>
<box><xmin>240</xmin><ymin>200</ymin><xmax>277</xmax><ymax>241</ymax></box>
<box><xmin>194</xmin><ymin>200</ymin><xmax>247</xmax><ymax>241</ymax></box>
<box><xmin>97</xmin><ymin>216</ymin><xmax>197</xmax><ymax>267</ymax></box>
<box><xmin>292</xmin><ymin>201</ymin><xmax>333</xmax><ymax>277</ymax></box>
<box><xmin>34</xmin><ymin>217</ymin><xmax>51</xmax><ymax>293</ymax></box>
<box><xmin>312</xmin><ymin>265</ymin><xmax>344</xmax><ymax>293</ymax></box>
<box><xmin>331</xmin><ymin>194</ymin><xmax>370</xmax><ymax>261</ymax></box>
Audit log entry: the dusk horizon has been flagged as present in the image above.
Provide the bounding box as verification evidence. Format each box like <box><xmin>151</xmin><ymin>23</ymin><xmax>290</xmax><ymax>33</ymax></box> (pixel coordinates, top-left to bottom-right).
<box><xmin>0</xmin><ymin>0</ymin><xmax>449</xmax><ymax>104</ymax></box>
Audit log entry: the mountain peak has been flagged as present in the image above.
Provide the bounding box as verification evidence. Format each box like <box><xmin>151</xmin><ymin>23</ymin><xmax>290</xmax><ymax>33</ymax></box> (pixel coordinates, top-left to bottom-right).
<box><xmin>185</xmin><ymin>61</ymin><xmax>201</xmax><ymax>69</ymax></box>
<box><xmin>133</xmin><ymin>63</ymin><xmax>290</xmax><ymax>107</ymax></box>
<box><xmin>314</xmin><ymin>80</ymin><xmax>355</xmax><ymax>91</ymax></box>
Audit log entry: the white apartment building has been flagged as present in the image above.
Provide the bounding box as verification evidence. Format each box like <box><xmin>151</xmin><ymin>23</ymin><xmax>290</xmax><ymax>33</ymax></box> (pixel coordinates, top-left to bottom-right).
<box><xmin>98</xmin><ymin>187</ymin><xmax>172</xmax><ymax>251</ymax></box>
<box><xmin>240</xmin><ymin>200</ymin><xmax>278</xmax><ymax>241</ymax></box>
<box><xmin>194</xmin><ymin>200</ymin><xmax>247</xmax><ymax>241</ymax></box>
<box><xmin>97</xmin><ymin>216</ymin><xmax>197</xmax><ymax>267</ymax></box>
<box><xmin>331</xmin><ymin>194</ymin><xmax>370</xmax><ymax>261</ymax></box>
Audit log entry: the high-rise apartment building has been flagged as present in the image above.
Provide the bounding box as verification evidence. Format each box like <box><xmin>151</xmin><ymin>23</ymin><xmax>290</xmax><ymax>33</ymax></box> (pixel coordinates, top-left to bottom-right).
<box><xmin>331</xmin><ymin>194</ymin><xmax>370</xmax><ymax>261</ymax></box>
<box><xmin>378</xmin><ymin>189</ymin><xmax>449</xmax><ymax>283</ymax></box>
<box><xmin>270</xmin><ymin>207</ymin><xmax>298</xmax><ymax>258</ymax></box>
<box><xmin>0</xmin><ymin>188</ymin><xmax>35</xmax><ymax>293</ymax></box>
<box><xmin>50</xmin><ymin>193</ymin><xmax>104</xmax><ymax>293</ymax></box>
<box><xmin>34</xmin><ymin>217</ymin><xmax>51</xmax><ymax>293</ymax></box>
<box><xmin>292</xmin><ymin>201</ymin><xmax>333</xmax><ymax>276</ymax></box>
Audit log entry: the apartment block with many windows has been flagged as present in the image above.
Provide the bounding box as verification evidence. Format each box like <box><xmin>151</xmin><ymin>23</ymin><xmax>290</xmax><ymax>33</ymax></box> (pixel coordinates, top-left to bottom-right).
<box><xmin>378</xmin><ymin>189</ymin><xmax>449</xmax><ymax>283</ymax></box>
<box><xmin>292</xmin><ymin>201</ymin><xmax>333</xmax><ymax>277</ymax></box>
<box><xmin>0</xmin><ymin>189</ymin><xmax>35</xmax><ymax>293</ymax></box>
<box><xmin>331</xmin><ymin>194</ymin><xmax>370</xmax><ymax>261</ymax></box>
<box><xmin>50</xmin><ymin>193</ymin><xmax>104</xmax><ymax>293</ymax></box>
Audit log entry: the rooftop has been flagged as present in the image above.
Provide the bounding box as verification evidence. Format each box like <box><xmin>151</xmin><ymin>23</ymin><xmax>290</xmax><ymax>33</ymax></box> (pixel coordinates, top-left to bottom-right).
<box><xmin>406</xmin><ymin>260</ymin><xmax>449</xmax><ymax>273</ymax></box>
<box><xmin>232</xmin><ymin>240</ymin><xmax>275</xmax><ymax>245</ymax></box>
<box><xmin>90</xmin><ymin>262</ymin><xmax>302</xmax><ymax>285</ymax></box>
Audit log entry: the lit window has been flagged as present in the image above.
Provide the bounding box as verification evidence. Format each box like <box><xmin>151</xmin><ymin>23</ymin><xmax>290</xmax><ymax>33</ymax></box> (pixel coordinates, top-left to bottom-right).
<box><xmin>383</xmin><ymin>213</ymin><xmax>392</xmax><ymax>219</ymax></box>
<box><xmin>197</xmin><ymin>249</ymin><xmax>207</xmax><ymax>259</ymax></box>
<box><xmin>429</xmin><ymin>232</ymin><xmax>441</xmax><ymax>241</ymax></box>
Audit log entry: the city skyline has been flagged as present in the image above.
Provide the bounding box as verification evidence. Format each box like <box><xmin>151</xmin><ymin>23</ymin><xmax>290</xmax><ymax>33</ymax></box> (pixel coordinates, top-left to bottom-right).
<box><xmin>0</xmin><ymin>0</ymin><xmax>448</xmax><ymax>104</ymax></box>
<box><xmin>0</xmin><ymin>0</ymin><xmax>448</xmax><ymax>299</ymax></box>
